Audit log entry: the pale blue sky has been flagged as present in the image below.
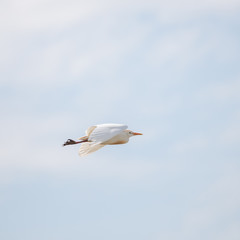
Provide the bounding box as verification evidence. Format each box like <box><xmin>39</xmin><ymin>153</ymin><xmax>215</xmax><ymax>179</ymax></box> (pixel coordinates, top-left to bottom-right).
<box><xmin>1</xmin><ymin>0</ymin><xmax>240</xmax><ymax>239</ymax></box>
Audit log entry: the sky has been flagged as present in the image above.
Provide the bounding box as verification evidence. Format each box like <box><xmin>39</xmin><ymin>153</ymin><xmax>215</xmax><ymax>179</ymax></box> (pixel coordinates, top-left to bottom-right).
<box><xmin>0</xmin><ymin>0</ymin><xmax>240</xmax><ymax>239</ymax></box>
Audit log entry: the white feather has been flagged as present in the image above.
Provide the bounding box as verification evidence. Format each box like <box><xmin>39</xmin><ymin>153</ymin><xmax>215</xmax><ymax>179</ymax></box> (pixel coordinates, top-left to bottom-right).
<box><xmin>88</xmin><ymin>123</ymin><xmax>128</xmax><ymax>144</ymax></box>
<box><xmin>85</xmin><ymin>125</ymin><xmax>97</xmax><ymax>136</ymax></box>
<box><xmin>78</xmin><ymin>142</ymin><xmax>104</xmax><ymax>157</ymax></box>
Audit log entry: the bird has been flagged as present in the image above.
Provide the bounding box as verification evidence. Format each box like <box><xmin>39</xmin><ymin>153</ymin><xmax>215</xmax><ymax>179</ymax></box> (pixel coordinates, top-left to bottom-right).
<box><xmin>63</xmin><ymin>123</ymin><xmax>142</xmax><ymax>157</ymax></box>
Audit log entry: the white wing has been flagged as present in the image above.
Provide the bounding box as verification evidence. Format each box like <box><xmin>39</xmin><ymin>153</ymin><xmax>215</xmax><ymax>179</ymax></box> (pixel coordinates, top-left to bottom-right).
<box><xmin>88</xmin><ymin>123</ymin><xmax>128</xmax><ymax>144</ymax></box>
<box><xmin>85</xmin><ymin>126</ymin><xmax>97</xmax><ymax>136</ymax></box>
<box><xmin>79</xmin><ymin>142</ymin><xmax>104</xmax><ymax>157</ymax></box>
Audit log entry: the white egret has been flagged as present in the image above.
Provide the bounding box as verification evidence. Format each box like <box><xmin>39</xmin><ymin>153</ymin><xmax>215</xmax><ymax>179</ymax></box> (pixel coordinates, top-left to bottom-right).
<box><xmin>63</xmin><ymin>123</ymin><xmax>142</xmax><ymax>156</ymax></box>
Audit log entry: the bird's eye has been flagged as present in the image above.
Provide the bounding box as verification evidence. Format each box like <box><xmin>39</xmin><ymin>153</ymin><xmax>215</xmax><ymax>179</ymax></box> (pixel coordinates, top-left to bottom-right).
<box><xmin>129</xmin><ymin>131</ymin><xmax>132</xmax><ymax>134</ymax></box>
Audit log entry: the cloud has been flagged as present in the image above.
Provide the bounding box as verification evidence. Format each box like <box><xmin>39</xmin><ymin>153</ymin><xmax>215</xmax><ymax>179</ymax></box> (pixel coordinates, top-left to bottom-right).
<box><xmin>0</xmin><ymin>0</ymin><xmax>102</xmax><ymax>32</ymax></box>
<box><xmin>2</xmin><ymin>0</ymin><xmax>239</xmax><ymax>33</ymax></box>
<box><xmin>0</xmin><ymin>1</ymin><xmax>240</xmax><ymax>240</ymax></box>
<box><xmin>181</xmin><ymin>171</ymin><xmax>240</xmax><ymax>240</ymax></box>
<box><xmin>197</xmin><ymin>78</ymin><xmax>240</xmax><ymax>103</ymax></box>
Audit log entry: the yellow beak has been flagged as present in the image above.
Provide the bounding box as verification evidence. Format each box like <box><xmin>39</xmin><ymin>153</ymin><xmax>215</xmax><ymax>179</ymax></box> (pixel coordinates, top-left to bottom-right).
<box><xmin>133</xmin><ymin>132</ymin><xmax>143</xmax><ymax>135</ymax></box>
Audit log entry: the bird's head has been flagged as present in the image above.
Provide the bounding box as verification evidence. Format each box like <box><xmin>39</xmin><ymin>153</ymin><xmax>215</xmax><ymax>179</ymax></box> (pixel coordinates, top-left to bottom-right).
<box><xmin>125</xmin><ymin>130</ymin><xmax>143</xmax><ymax>138</ymax></box>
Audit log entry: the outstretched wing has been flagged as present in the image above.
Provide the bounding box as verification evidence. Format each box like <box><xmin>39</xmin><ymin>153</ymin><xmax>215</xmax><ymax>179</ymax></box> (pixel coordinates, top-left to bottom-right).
<box><xmin>88</xmin><ymin>123</ymin><xmax>128</xmax><ymax>144</ymax></box>
<box><xmin>78</xmin><ymin>142</ymin><xmax>104</xmax><ymax>157</ymax></box>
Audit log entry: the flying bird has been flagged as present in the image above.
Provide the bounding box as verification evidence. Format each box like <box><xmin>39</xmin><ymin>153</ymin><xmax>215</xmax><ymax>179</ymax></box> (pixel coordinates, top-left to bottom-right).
<box><xmin>63</xmin><ymin>123</ymin><xmax>142</xmax><ymax>156</ymax></box>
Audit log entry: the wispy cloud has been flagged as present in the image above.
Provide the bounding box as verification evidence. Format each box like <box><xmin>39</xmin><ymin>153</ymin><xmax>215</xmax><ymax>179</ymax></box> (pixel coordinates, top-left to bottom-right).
<box><xmin>0</xmin><ymin>0</ymin><xmax>240</xmax><ymax>239</ymax></box>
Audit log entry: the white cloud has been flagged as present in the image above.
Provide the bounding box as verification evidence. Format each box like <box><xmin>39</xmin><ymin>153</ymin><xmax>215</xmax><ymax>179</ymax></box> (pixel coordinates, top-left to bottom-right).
<box><xmin>0</xmin><ymin>1</ymin><xmax>239</xmax><ymax>240</ymax></box>
<box><xmin>182</xmin><ymin>171</ymin><xmax>240</xmax><ymax>239</ymax></box>
<box><xmin>197</xmin><ymin>78</ymin><xmax>240</xmax><ymax>103</ymax></box>
<box><xmin>0</xmin><ymin>0</ymin><xmax>102</xmax><ymax>32</ymax></box>
<box><xmin>2</xmin><ymin>0</ymin><xmax>239</xmax><ymax>33</ymax></box>
<box><xmin>145</xmin><ymin>28</ymin><xmax>202</xmax><ymax>71</ymax></box>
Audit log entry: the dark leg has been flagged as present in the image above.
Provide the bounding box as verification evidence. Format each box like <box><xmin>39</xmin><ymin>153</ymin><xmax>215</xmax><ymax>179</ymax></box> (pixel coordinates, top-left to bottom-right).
<box><xmin>63</xmin><ymin>139</ymin><xmax>85</xmax><ymax>146</ymax></box>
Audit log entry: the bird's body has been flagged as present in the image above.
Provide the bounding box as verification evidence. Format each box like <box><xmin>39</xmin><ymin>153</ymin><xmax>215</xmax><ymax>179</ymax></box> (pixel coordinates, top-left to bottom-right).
<box><xmin>102</xmin><ymin>132</ymin><xmax>130</xmax><ymax>145</ymax></box>
<box><xmin>63</xmin><ymin>123</ymin><xmax>142</xmax><ymax>156</ymax></box>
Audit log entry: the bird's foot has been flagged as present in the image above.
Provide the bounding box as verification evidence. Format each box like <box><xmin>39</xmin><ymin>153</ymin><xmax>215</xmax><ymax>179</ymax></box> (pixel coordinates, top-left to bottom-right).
<box><xmin>63</xmin><ymin>139</ymin><xmax>77</xmax><ymax>146</ymax></box>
